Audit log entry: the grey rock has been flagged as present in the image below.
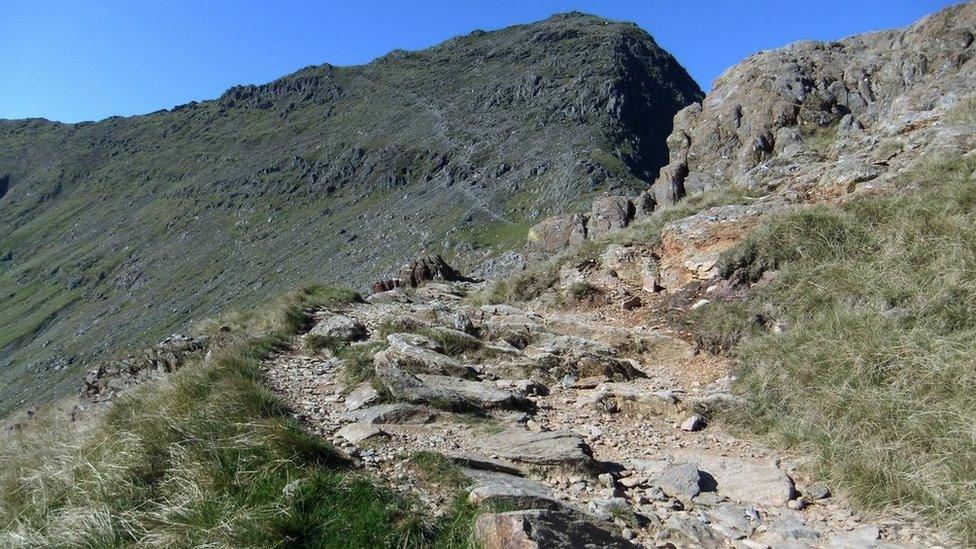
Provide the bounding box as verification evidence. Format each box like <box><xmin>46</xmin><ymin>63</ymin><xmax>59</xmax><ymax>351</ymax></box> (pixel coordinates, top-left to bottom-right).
<box><xmin>336</xmin><ymin>422</ymin><xmax>386</xmax><ymax>444</ymax></box>
<box><xmin>586</xmin><ymin>497</ymin><xmax>629</xmax><ymax>520</ymax></box>
<box><xmin>658</xmin><ymin>514</ymin><xmax>725</xmax><ymax>548</ymax></box>
<box><xmin>829</xmin><ymin>525</ymin><xmax>885</xmax><ymax>548</ymax></box>
<box><xmin>380</xmin><ymin>341</ymin><xmax>475</xmax><ymax>378</ymax></box>
<box><xmin>680</xmin><ymin>414</ymin><xmax>706</xmax><ymax>431</ymax></box>
<box><xmin>515</xmin><ymin>378</ymin><xmax>548</xmax><ymax>396</ymax></box>
<box><xmin>706</xmin><ymin>503</ymin><xmax>756</xmax><ymax>540</ymax></box>
<box><xmin>673</xmin><ymin>451</ymin><xmax>796</xmax><ymax>506</ymax></box>
<box><xmin>345</xmin><ymin>382</ymin><xmax>381</xmax><ymax>411</ymax></box>
<box><xmin>452</xmin><ymin>310</ymin><xmax>475</xmax><ymax>334</ymax></box>
<box><xmin>475</xmin><ymin>429</ymin><xmax>593</xmax><ymax>469</ymax></box>
<box><xmin>337</xmin><ymin>403</ymin><xmax>435</xmax><ymax>424</ymax></box>
<box><xmin>465</xmin><ymin>469</ymin><xmax>561</xmax><ymax>510</ymax></box>
<box><xmin>656</xmin><ymin>463</ymin><xmax>703</xmax><ymax>500</ymax></box>
<box><xmin>387</xmin><ymin>332</ymin><xmax>442</xmax><ymax>353</ymax></box>
<box><xmin>767</xmin><ymin>514</ymin><xmax>821</xmax><ymax>541</ymax></box>
<box><xmin>414</xmin><ymin>374</ymin><xmax>531</xmax><ymax>410</ymax></box>
<box><xmin>308</xmin><ymin>314</ymin><xmax>367</xmax><ymax>342</ymax></box>
<box><xmin>474</xmin><ymin>508</ymin><xmax>637</xmax><ymax>549</ymax></box>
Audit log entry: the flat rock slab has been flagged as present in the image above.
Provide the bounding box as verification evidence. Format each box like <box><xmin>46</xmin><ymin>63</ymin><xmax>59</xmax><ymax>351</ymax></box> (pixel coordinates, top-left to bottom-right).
<box><xmin>345</xmin><ymin>382</ymin><xmax>381</xmax><ymax>411</ymax></box>
<box><xmin>336</xmin><ymin>422</ymin><xmax>386</xmax><ymax>444</ymax></box>
<box><xmin>446</xmin><ymin>452</ymin><xmax>525</xmax><ymax>476</ymax></box>
<box><xmin>474</xmin><ymin>509</ymin><xmax>637</xmax><ymax>549</ymax></box>
<box><xmin>764</xmin><ymin>513</ymin><xmax>821</xmax><ymax>544</ymax></box>
<box><xmin>707</xmin><ymin>503</ymin><xmax>758</xmax><ymax>540</ymax></box>
<box><xmin>365</xmin><ymin>289</ymin><xmax>415</xmax><ymax>304</ymax></box>
<box><xmin>381</xmin><ymin>342</ymin><xmax>475</xmax><ymax>378</ymax></box>
<box><xmin>414</xmin><ymin>374</ymin><xmax>530</xmax><ymax>410</ymax></box>
<box><xmin>672</xmin><ymin>451</ymin><xmax>795</xmax><ymax>507</ymax></box>
<box><xmin>465</xmin><ymin>469</ymin><xmax>562</xmax><ymax>510</ymax></box>
<box><xmin>659</xmin><ymin>514</ymin><xmax>725</xmax><ymax>549</ymax></box>
<box><xmin>475</xmin><ymin>429</ymin><xmax>593</xmax><ymax>469</ymax></box>
<box><xmin>387</xmin><ymin>332</ymin><xmax>442</xmax><ymax>353</ymax></box>
<box><xmin>338</xmin><ymin>403</ymin><xmax>436</xmax><ymax>425</ymax></box>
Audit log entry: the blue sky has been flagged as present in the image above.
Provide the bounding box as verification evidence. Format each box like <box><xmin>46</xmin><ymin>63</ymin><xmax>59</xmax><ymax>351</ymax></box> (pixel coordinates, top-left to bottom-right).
<box><xmin>0</xmin><ymin>0</ymin><xmax>959</xmax><ymax>123</ymax></box>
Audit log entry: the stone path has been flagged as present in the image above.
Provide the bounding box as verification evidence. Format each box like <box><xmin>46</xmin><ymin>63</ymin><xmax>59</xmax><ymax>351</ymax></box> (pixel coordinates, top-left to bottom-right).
<box><xmin>262</xmin><ymin>281</ymin><xmax>950</xmax><ymax>548</ymax></box>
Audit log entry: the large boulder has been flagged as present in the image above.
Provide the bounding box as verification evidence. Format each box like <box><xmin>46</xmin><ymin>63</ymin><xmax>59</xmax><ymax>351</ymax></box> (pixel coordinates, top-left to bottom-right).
<box><xmin>383</xmin><ymin>335</ymin><xmax>476</xmax><ymax>378</ymax></box>
<box><xmin>523</xmin><ymin>213</ymin><xmax>589</xmax><ymax>260</ymax></box>
<box><xmin>672</xmin><ymin>451</ymin><xmax>796</xmax><ymax>507</ymax></box>
<box><xmin>465</xmin><ymin>469</ymin><xmax>562</xmax><ymax>510</ymax></box>
<box><xmin>337</xmin><ymin>403</ymin><xmax>436</xmax><ymax>425</ymax></box>
<box><xmin>308</xmin><ymin>314</ymin><xmax>368</xmax><ymax>342</ymax></box>
<box><xmin>373</xmin><ymin>350</ymin><xmax>528</xmax><ymax>411</ymax></box>
<box><xmin>588</xmin><ymin>195</ymin><xmax>634</xmax><ymax>238</ymax></box>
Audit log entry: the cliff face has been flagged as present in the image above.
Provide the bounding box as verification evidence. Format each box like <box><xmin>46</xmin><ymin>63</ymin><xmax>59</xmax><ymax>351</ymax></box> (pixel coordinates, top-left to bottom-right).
<box><xmin>526</xmin><ymin>3</ymin><xmax>976</xmax><ymax>266</ymax></box>
<box><xmin>0</xmin><ymin>13</ymin><xmax>701</xmax><ymax>413</ymax></box>
<box><xmin>650</xmin><ymin>2</ymin><xmax>976</xmax><ymax>203</ymax></box>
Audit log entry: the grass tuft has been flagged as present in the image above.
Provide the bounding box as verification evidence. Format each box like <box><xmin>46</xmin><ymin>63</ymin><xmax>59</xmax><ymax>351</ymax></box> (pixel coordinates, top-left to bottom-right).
<box><xmin>0</xmin><ymin>284</ymin><xmax>472</xmax><ymax>547</ymax></box>
<box><xmin>698</xmin><ymin>153</ymin><xmax>976</xmax><ymax>541</ymax></box>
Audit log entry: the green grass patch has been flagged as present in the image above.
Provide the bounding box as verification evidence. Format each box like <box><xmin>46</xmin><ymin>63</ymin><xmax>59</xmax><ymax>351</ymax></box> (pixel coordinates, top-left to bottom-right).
<box><xmin>0</xmin><ymin>285</ymin><xmax>473</xmax><ymax>547</ymax></box>
<box><xmin>338</xmin><ymin>341</ymin><xmax>390</xmax><ymax>391</ymax></box>
<box><xmin>457</xmin><ymin>219</ymin><xmax>535</xmax><ymax>251</ymax></box>
<box><xmin>408</xmin><ymin>451</ymin><xmax>469</xmax><ymax>489</ymax></box>
<box><xmin>697</xmin><ymin>153</ymin><xmax>976</xmax><ymax>541</ymax></box>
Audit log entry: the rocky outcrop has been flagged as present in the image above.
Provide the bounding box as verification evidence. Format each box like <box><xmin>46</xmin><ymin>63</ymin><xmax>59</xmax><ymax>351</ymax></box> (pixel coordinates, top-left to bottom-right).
<box><xmin>81</xmin><ymin>334</ymin><xmax>208</xmax><ymax>402</ymax></box>
<box><xmin>523</xmin><ymin>214</ymin><xmax>588</xmax><ymax>261</ymax></box>
<box><xmin>652</xmin><ymin>3</ymin><xmax>976</xmax><ymax>196</ymax></box>
<box><xmin>370</xmin><ymin>255</ymin><xmax>467</xmax><ymax>294</ymax></box>
<box><xmin>523</xmin><ymin>3</ymin><xmax>976</xmax><ymax>295</ymax></box>
<box><xmin>657</xmin><ymin>202</ymin><xmax>779</xmax><ymax>289</ymax></box>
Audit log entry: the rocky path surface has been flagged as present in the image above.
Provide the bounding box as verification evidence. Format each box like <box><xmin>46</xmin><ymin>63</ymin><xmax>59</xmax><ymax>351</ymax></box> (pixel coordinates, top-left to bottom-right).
<box><xmin>262</xmin><ymin>282</ymin><xmax>949</xmax><ymax>548</ymax></box>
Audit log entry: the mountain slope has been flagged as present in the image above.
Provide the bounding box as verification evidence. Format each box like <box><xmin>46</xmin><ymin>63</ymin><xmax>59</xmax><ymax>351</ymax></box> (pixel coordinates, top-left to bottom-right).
<box><xmin>0</xmin><ymin>12</ymin><xmax>702</xmax><ymax>413</ymax></box>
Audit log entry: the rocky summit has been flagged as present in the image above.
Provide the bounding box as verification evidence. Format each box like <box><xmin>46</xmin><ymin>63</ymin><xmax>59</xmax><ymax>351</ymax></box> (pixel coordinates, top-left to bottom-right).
<box><xmin>2</xmin><ymin>3</ymin><xmax>976</xmax><ymax>548</ymax></box>
<box><xmin>0</xmin><ymin>13</ymin><xmax>701</xmax><ymax>414</ymax></box>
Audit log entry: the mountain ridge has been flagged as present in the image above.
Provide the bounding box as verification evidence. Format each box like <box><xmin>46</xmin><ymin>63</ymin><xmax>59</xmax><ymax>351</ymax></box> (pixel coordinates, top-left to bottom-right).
<box><xmin>0</xmin><ymin>12</ymin><xmax>702</xmax><ymax>414</ymax></box>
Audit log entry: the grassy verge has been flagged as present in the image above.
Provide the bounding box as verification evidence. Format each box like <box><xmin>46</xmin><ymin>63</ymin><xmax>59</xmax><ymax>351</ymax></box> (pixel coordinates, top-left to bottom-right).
<box><xmin>696</xmin><ymin>153</ymin><xmax>976</xmax><ymax>541</ymax></box>
<box><xmin>0</xmin><ymin>285</ymin><xmax>474</xmax><ymax>547</ymax></box>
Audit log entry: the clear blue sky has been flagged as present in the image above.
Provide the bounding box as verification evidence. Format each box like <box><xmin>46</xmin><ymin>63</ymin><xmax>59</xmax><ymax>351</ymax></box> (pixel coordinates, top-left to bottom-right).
<box><xmin>0</xmin><ymin>0</ymin><xmax>959</xmax><ymax>123</ymax></box>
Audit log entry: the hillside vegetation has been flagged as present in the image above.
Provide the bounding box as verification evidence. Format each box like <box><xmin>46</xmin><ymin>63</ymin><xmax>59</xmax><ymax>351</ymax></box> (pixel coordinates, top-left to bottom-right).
<box><xmin>0</xmin><ymin>286</ymin><xmax>474</xmax><ymax>547</ymax></box>
<box><xmin>696</xmin><ymin>153</ymin><xmax>976</xmax><ymax>540</ymax></box>
<box><xmin>0</xmin><ymin>12</ymin><xmax>702</xmax><ymax>415</ymax></box>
